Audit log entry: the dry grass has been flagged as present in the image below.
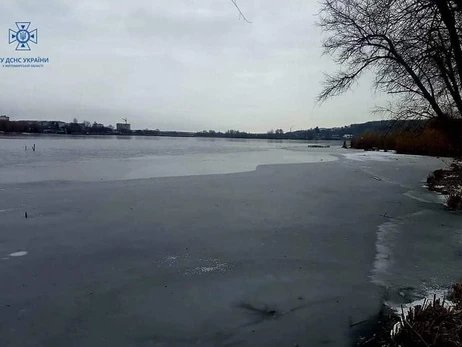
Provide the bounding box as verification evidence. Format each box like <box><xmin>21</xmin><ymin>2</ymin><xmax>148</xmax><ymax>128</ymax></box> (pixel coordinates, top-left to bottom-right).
<box><xmin>359</xmin><ymin>282</ymin><xmax>462</xmax><ymax>346</ymax></box>
<box><xmin>351</xmin><ymin>132</ymin><xmax>396</xmax><ymax>151</ymax></box>
<box><xmin>447</xmin><ymin>194</ymin><xmax>462</xmax><ymax>210</ymax></box>
<box><xmin>391</xmin><ymin>297</ymin><xmax>462</xmax><ymax>347</ymax></box>
<box><xmin>351</xmin><ymin>128</ymin><xmax>460</xmax><ymax>157</ymax></box>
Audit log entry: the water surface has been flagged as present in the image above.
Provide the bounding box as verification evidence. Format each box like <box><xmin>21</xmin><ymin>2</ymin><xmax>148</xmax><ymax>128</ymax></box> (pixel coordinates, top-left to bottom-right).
<box><xmin>0</xmin><ymin>135</ymin><xmax>340</xmax><ymax>183</ymax></box>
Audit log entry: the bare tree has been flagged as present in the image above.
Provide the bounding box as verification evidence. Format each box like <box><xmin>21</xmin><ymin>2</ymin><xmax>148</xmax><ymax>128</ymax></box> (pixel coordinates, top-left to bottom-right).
<box><xmin>318</xmin><ymin>0</ymin><xmax>462</xmax><ymax>129</ymax></box>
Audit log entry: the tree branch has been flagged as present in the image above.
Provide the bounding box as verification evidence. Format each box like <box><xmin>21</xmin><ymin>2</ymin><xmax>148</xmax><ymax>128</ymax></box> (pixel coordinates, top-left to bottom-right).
<box><xmin>230</xmin><ymin>0</ymin><xmax>252</xmax><ymax>23</ymax></box>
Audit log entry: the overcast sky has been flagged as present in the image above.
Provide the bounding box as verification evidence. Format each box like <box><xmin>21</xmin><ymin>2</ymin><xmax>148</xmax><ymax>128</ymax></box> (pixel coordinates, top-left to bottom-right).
<box><xmin>0</xmin><ymin>0</ymin><xmax>387</xmax><ymax>132</ymax></box>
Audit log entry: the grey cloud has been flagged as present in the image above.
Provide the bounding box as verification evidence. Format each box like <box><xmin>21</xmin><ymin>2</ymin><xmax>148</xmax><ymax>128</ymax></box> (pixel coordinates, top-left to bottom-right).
<box><xmin>0</xmin><ymin>0</ymin><xmax>386</xmax><ymax>132</ymax></box>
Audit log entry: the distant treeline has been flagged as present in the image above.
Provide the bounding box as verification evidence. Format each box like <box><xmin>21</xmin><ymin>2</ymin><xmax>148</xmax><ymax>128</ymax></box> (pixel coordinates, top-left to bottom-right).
<box><xmin>133</xmin><ymin>129</ymin><xmax>194</xmax><ymax>137</ymax></box>
<box><xmin>193</xmin><ymin>120</ymin><xmax>425</xmax><ymax>140</ymax></box>
<box><xmin>194</xmin><ymin>129</ymin><xmax>288</xmax><ymax>139</ymax></box>
<box><xmin>0</xmin><ymin>120</ymin><xmax>42</xmax><ymax>133</ymax></box>
<box><xmin>0</xmin><ymin>120</ymin><xmax>113</xmax><ymax>135</ymax></box>
<box><xmin>0</xmin><ymin>118</ymin><xmax>431</xmax><ymax>141</ymax></box>
<box><xmin>65</xmin><ymin>123</ymin><xmax>114</xmax><ymax>135</ymax></box>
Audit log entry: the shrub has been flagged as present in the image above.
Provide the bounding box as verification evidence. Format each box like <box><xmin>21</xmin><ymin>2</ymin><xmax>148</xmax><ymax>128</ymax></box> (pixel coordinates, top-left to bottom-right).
<box><xmin>433</xmin><ymin>169</ymin><xmax>445</xmax><ymax>180</ymax></box>
<box><xmin>447</xmin><ymin>193</ymin><xmax>462</xmax><ymax>211</ymax></box>
<box><xmin>391</xmin><ymin>297</ymin><xmax>462</xmax><ymax>347</ymax></box>
<box><xmin>448</xmin><ymin>281</ymin><xmax>462</xmax><ymax>309</ymax></box>
<box><xmin>427</xmin><ymin>172</ymin><xmax>436</xmax><ymax>189</ymax></box>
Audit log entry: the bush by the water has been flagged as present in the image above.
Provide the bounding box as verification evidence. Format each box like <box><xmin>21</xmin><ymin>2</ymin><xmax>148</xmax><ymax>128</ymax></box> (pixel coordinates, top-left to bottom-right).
<box><xmin>391</xmin><ymin>297</ymin><xmax>462</xmax><ymax>347</ymax></box>
<box><xmin>426</xmin><ymin>162</ymin><xmax>462</xmax><ymax>211</ymax></box>
<box><xmin>351</xmin><ymin>128</ymin><xmax>460</xmax><ymax>157</ymax></box>
<box><xmin>390</xmin><ymin>282</ymin><xmax>462</xmax><ymax>346</ymax></box>
<box><xmin>426</xmin><ymin>169</ymin><xmax>445</xmax><ymax>190</ymax></box>
<box><xmin>449</xmin><ymin>282</ymin><xmax>462</xmax><ymax>309</ymax></box>
<box><xmin>447</xmin><ymin>193</ymin><xmax>462</xmax><ymax>211</ymax></box>
<box><xmin>359</xmin><ymin>282</ymin><xmax>462</xmax><ymax>346</ymax></box>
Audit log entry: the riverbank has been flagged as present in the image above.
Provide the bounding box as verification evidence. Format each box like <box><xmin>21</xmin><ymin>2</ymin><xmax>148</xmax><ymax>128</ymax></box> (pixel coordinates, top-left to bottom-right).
<box><xmin>353</xmin><ymin>154</ymin><xmax>462</xmax><ymax>346</ymax></box>
<box><xmin>427</xmin><ymin>160</ymin><xmax>462</xmax><ymax>211</ymax></box>
<box><xmin>0</xmin><ymin>147</ymin><xmax>460</xmax><ymax>346</ymax></box>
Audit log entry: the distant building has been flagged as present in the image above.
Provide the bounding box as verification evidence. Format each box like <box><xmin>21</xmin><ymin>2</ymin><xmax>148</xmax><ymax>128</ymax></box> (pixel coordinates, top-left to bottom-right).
<box><xmin>22</xmin><ymin>120</ymin><xmax>66</xmax><ymax>129</ymax></box>
<box><xmin>116</xmin><ymin>123</ymin><xmax>131</xmax><ymax>131</ymax></box>
<box><xmin>0</xmin><ymin>115</ymin><xmax>10</xmax><ymax>121</ymax></box>
<box><xmin>343</xmin><ymin>134</ymin><xmax>353</xmax><ymax>139</ymax></box>
<box><xmin>93</xmin><ymin>123</ymin><xmax>105</xmax><ymax>129</ymax></box>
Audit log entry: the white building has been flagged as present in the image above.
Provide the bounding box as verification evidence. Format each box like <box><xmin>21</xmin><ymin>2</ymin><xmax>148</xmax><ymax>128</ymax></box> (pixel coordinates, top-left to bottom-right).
<box><xmin>0</xmin><ymin>115</ymin><xmax>10</xmax><ymax>121</ymax></box>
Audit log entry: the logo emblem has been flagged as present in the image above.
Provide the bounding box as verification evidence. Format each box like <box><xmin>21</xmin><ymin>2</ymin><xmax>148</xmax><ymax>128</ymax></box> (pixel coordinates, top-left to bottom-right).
<box><xmin>9</xmin><ymin>22</ymin><xmax>38</xmax><ymax>51</ymax></box>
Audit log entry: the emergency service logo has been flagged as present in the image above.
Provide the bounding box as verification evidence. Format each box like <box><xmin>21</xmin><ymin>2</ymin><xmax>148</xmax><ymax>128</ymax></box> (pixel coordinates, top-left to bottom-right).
<box><xmin>9</xmin><ymin>22</ymin><xmax>38</xmax><ymax>51</ymax></box>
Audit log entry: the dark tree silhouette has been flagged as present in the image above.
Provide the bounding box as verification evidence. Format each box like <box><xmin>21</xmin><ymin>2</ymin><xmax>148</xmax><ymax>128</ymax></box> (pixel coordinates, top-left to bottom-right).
<box><xmin>318</xmin><ymin>0</ymin><xmax>462</xmax><ymax>129</ymax></box>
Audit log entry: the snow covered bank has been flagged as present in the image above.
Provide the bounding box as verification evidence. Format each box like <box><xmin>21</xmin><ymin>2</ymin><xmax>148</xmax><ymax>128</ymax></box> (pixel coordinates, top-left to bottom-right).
<box><xmin>427</xmin><ymin>159</ymin><xmax>462</xmax><ymax>210</ymax></box>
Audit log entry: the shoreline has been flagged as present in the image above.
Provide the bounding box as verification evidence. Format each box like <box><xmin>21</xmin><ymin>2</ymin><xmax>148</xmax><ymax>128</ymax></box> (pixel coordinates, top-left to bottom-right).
<box><xmin>356</xmin><ymin>157</ymin><xmax>462</xmax><ymax>346</ymax></box>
